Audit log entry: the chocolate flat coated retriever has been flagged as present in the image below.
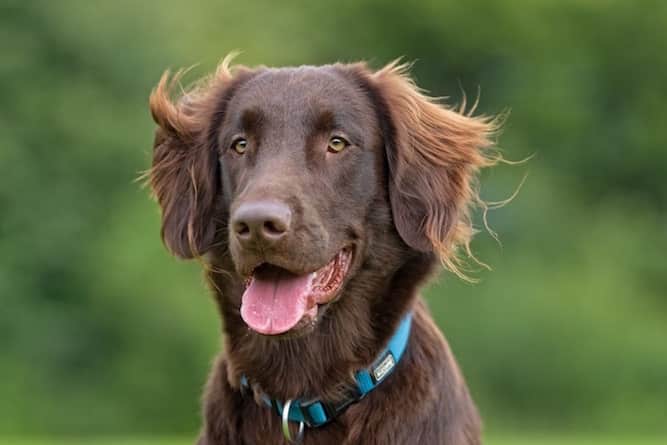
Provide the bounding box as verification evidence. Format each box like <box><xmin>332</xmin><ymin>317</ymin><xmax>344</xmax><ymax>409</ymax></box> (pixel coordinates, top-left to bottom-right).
<box><xmin>148</xmin><ymin>56</ymin><xmax>499</xmax><ymax>445</ymax></box>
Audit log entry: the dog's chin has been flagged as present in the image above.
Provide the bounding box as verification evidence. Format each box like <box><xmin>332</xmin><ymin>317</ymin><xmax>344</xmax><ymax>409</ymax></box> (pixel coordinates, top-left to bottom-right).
<box><xmin>238</xmin><ymin>247</ymin><xmax>354</xmax><ymax>338</ymax></box>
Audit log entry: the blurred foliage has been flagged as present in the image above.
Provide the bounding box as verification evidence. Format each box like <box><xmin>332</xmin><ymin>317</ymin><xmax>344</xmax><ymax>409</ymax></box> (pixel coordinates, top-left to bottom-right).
<box><xmin>1</xmin><ymin>0</ymin><xmax>665</xmax><ymax>438</ymax></box>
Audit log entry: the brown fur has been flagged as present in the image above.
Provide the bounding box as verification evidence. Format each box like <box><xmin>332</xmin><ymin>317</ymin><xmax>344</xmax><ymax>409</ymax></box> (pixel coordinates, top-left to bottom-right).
<box><xmin>147</xmin><ymin>56</ymin><xmax>498</xmax><ymax>444</ymax></box>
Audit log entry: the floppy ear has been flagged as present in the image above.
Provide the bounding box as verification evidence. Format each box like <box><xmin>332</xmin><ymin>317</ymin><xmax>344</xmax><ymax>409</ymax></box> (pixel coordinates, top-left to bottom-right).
<box><xmin>148</xmin><ymin>60</ymin><xmax>244</xmax><ymax>258</ymax></box>
<box><xmin>365</xmin><ymin>62</ymin><xmax>499</xmax><ymax>277</ymax></box>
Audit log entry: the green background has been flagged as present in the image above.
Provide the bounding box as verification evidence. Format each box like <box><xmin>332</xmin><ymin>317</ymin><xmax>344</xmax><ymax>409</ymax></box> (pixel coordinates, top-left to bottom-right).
<box><xmin>1</xmin><ymin>0</ymin><xmax>665</xmax><ymax>443</ymax></box>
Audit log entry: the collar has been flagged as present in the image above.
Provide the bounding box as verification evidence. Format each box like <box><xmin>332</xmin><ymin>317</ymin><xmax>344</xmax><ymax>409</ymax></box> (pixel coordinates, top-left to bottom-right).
<box><xmin>240</xmin><ymin>312</ymin><xmax>413</xmax><ymax>431</ymax></box>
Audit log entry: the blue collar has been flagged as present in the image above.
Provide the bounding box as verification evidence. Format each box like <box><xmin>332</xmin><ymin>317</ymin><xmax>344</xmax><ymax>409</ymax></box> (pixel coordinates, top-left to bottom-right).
<box><xmin>240</xmin><ymin>312</ymin><xmax>413</xmax><ymax>429</ymax></box>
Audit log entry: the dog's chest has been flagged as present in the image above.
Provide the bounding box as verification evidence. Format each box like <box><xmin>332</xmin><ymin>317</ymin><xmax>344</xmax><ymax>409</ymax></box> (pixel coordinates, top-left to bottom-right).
<box><xmin>238</xmin><ymin>404</ymin><xmax>348</xmax><ymax>445</ymax></box>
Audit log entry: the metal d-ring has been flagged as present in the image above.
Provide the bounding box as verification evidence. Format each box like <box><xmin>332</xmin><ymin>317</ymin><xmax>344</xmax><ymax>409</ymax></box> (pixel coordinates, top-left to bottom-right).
<box><xmin>281</xmin><ymin>399</ymin><xmax>305</xmax><ymax>444</ymax></box>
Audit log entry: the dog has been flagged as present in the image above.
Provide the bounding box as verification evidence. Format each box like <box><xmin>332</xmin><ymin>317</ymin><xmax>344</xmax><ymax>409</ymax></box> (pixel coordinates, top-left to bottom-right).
<box><xmin>147</xmin><ymin>55</ymin><xmax>498</xmax><ymax>444</ymax></box>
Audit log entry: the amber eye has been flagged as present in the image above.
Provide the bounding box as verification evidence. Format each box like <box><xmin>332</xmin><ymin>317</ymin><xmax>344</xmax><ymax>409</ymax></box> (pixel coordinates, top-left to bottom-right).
<box><xmin>231</xmin><ymin>138</ymin><xmax>248</xmax><ymax>154</ymax></box>
<box><xmin>327</xmin><ymin>136</ymin><xmax>349</xmax><ymax>153</ymax></box>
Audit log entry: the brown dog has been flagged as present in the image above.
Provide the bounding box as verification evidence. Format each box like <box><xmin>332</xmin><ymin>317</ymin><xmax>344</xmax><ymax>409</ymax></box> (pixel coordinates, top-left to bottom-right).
<box><xmin>148</xmin><ymin>56</ymin><xmax>498</xmax><ymax>445</ymax></box>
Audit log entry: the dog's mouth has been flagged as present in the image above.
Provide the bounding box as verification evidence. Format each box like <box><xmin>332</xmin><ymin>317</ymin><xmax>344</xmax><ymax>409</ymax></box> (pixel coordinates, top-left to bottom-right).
<box><xmin>240</xmin><ymin>247</ymin><xmax>353</xmax><ymax>335</ymax></box>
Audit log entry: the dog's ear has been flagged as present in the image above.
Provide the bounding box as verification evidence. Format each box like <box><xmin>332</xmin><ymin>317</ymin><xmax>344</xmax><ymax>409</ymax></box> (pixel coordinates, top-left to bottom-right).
<box><xmin>148</xmin><ymin>60</ymin><xmax>249</xmax><ymax>258</ymax></box>
<box><xmin>350</xmin><ymin>62</ymin><xmax>499</xmax><ymax>277</ymax></box>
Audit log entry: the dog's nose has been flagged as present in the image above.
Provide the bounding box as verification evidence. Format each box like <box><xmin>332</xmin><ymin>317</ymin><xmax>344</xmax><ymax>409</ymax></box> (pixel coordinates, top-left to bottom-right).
<box><xmin>231</xmin><ymin>200</ymin><xmax>292</xmax><ymax>247</ymax></box>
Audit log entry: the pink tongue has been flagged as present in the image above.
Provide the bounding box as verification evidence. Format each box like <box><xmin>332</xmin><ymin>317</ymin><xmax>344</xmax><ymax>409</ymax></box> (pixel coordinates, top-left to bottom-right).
<box><xmin>240</xmin><ymin>267</ymin><xmax>313</xmax><ymax>335</ymax></box>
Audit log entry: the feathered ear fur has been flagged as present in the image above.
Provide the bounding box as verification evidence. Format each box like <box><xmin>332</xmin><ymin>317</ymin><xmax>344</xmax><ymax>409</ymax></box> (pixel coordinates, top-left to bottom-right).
<box><xmin>148</xmin><ymin>55</ymin><xmax>250</xmax><ymax>258</ymax></box>
<box><xmin>347</xmin><ymin>61</ymin><xmax>500</xmax><ymax>279</ymax></box>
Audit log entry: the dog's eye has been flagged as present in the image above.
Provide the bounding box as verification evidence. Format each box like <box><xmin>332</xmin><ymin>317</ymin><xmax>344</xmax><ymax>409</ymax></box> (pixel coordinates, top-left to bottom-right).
<box><xmin>231</xmin><ymin>138</ymin><xmax>248</xmax><ymax>154</ymax></box>
<box><xmin>327</xmin><ymin>136</ymin><xmax>349</xmax><ymax>153</ymax></box>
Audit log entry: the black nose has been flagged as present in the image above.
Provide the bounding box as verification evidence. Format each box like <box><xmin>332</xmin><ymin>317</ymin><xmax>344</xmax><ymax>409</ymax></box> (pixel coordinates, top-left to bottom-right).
<box><xmin>231</xmin><ymin>200</ymin><xmax>292</xmax><ymax>247</ymax></box>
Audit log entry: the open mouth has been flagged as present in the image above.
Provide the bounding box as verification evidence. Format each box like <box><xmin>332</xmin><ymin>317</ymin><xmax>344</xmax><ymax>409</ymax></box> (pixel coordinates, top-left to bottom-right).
<box><xmin>240</xmin><ymin>247</ymin><xmax>353</xmax><ymax>335</ymax></box>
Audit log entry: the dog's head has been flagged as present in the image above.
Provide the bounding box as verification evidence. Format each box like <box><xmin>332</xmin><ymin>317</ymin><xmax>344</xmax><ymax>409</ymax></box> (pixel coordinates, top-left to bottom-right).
<box><xmin>149</xmin><ymin>58</ymin><xmax>497</xmax><ymax>337</ymax></box>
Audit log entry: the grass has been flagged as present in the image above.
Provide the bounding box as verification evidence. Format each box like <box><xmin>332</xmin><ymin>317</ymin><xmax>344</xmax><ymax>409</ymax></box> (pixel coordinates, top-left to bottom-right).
<box><xmin>2</xmin><ymin>436</ymin><xmax>665</xmax><ymax>445</ymax></box>
<box><xmin>489</xmin><ymin>435</ymin><xmax>665</xmax><ymax>445</ymax></box>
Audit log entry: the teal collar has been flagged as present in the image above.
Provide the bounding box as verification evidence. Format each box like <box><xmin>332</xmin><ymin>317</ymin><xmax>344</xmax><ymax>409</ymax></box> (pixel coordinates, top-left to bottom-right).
<box><xmin>240</xmin><ymin>312</ymin><xmax>413</xmax><ymax>430</ymax></box>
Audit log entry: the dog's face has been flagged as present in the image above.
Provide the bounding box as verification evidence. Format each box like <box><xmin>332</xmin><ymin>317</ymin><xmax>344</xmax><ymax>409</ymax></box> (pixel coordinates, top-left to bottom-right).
<box><xmin>219</xmin><ymin>68</ymin><xmax>383</xmax><ymax>335</ymax></box>
<box><xmin>149</xmin><ymin>59</ymin><xmax>496</xmax><ymax>337</ymax></box>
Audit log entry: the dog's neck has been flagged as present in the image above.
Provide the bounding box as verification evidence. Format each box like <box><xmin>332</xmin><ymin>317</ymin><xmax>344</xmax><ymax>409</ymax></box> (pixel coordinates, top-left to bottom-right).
<box><xmin>206</xmin><ymin>251</ymin><xmax>436</xmax><ymax>402</ymax></box>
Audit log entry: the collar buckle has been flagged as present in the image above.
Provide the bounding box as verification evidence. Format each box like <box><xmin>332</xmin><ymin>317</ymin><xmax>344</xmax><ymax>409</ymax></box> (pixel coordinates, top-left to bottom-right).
<box><xmin>300</xmin><ymin>386</ymin><xmax>364</xmax><ymax>427</ymax></box>
<box><xmin>299</xmin><ymin>399</ymin><xmax>321</xmax><ymax>428</ymax></box>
